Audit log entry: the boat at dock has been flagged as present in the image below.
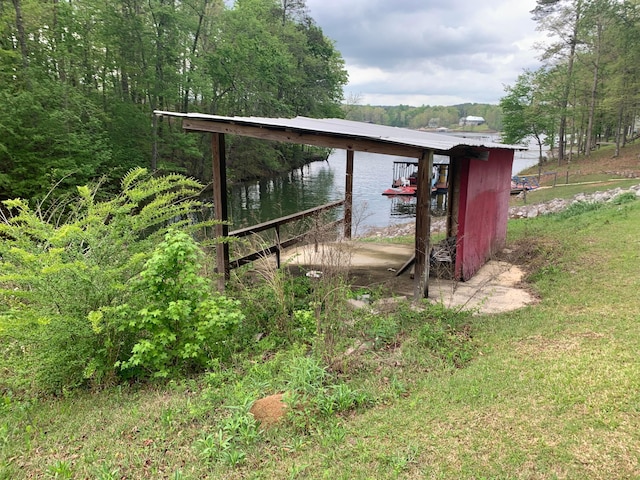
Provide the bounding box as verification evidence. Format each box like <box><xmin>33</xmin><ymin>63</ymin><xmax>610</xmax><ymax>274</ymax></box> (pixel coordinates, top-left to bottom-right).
<box><xmin>381</xmin><ymin>161</ymin><xmax>449</xmax><ymax>197</ymax></box>
<box><xmin>382</xmin><ymin>185</ymin><xmax>418</xmax><ymax>196</ymax></box>
<box><xmin>510</xmin><ymin>175</ymin><xmax>540</xmax><ymax>195</ymax></box>
<box><xmin>382</xmin><ymin>161</ymin><xmax>419</xmax><ymax>196</ymax></box>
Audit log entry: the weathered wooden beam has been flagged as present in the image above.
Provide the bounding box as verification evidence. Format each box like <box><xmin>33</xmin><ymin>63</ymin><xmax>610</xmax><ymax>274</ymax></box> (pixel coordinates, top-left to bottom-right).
<box><xmin>229</xmin><ymin>220</ymin><xmax>343</xmax><ymax>269</ymax></box>
<box><xmin>212</xmin><ymin>132</ymin><xmax>229</xmax><ymax>291</ymax></box>
<box><xmin>344</xmin><ymin>150</ymin><xmax>354</xmax><ymax>239</ymax></box>
<box><xmin>414</xmin><ymin>150</ymin><xmax>433</xmax><ymax>300</ymax></box>
<box><xmin>182</xmin><ymin>118</ymin><xmax>424</xmax><ymax>158</ymax></box>
<box><xmin>229</xmin><ymin>200</ymin><xmax>344</xmax><ymax>237</ymax></box>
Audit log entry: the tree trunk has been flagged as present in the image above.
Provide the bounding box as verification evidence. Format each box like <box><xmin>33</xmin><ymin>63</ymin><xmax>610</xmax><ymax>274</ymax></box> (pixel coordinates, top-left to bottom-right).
<box><xmin>555</xmin><ymin>0</ymin><xmax>582</xmax><ymax>165</ymax></box>
<box><xmin>614</xmin><ymin>103</ymin><xmax>623</xmax><ymax>157</ymax></box>
<box><xmin>11</xmin><ymin>0</ymin><xmax>29</xmax><ymax>73</ymax></box>
<box><xmin>584</xmin><ymin>21</ymin><xmax>602</xmax><ymax>156</ymax></box>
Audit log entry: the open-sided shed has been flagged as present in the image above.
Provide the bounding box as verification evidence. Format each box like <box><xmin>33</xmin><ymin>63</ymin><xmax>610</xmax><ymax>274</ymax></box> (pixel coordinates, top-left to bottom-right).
<box><xmin>154</xmin><ymin>111</ymin><xmax>522</xmax><ymax>298</ymax></box>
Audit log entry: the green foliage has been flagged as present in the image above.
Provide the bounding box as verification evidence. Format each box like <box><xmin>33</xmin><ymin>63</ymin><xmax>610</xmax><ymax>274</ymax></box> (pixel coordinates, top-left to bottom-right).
<box><xmin>499</xmin><ymin>69</ymin><xmax>556</xmax><ymax>148</ymax></box>
<box><xmin>366</xmin><ymin>316</ymin><xmax>401</xmax><ymax>350</ymax></box>
<box><xmin>118</xmin><ymin>229</ymin><xmax>244</xmax><ymax>378</ymax></box>
<box><xmin>343</xmin><ymin>103</ymin><xmax>503</xmax><ymax>130</ymax></box>
<box><xmin>283</xmin><ymin>355</ymin><xmax>328</xmax><ymax>393</ymax></box>
<box><xmin>0</xmin><ymin>168</ymin><xmax>221</xmax><ymax>393</ymax></box>
<box><xmin>229</xmin><ymin>268</ymin><xmax>313</xmax><ymax>345</ymax></box>
<box><xmin>194</xmin><ymin>399</ymin><xmax>259</xmax><ymax>467</ymax></box>
<box><xmin>611</xmin><ymin>191</ymin><xmax>638</xmax><ymax>205</ymax></box>
<box><xmin>417</xmin><ymin>320</ymin><xmax>474</xmax><ymax>368</ymax></box>
<box><xmin>555</xmin><ymin>200</ymin><xmax>603</xmax><ymax>219</ymax></box>
<box><xmin>365</xmin><ymin>300</ymin><xmax>476</xmax><ymax>369</ymax></box>
<box><xmin>47</xmin><ymin>460</ymin><xmax>73</xmax><ymax>479</ymax></box>
<box><xmin>0</xmin><ymin>0</ymin><xmax>348</xmax><ymax>198</ymax></box>
<box><xmin>0</xmin><ymin>82</ymin><xmax>114</xmax><ymax>201</ymax></box>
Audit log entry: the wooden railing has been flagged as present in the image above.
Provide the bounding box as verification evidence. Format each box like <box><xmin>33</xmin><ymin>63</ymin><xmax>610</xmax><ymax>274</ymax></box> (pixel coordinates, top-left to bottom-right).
<box><xmin>226</xmin><ymin>199</ymin><xmax>345</xmax><ymax>270</ymax></box>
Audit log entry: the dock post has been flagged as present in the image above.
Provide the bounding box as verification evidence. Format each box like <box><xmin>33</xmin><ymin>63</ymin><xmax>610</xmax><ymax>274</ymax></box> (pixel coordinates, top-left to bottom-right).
<box><xmin>212</xmin><ymin>132</ymin><xmax>229</xmax><ymax>292</ymax></box>
<box><xmin>344</xmin><ymin>150</ymin><xmax>354</xmax><ymax>239</ymax></box>
<box><xmin>414</xmin><ymin>150</ymin><xmax>433</xmax><ymax>300</ymax></box>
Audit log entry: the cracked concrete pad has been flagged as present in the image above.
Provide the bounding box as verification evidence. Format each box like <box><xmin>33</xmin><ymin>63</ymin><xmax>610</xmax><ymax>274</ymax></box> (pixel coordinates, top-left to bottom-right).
<box><xmin>283</xmin><ymin>242</ymin><xmax>537</xmax><ymax>314</ymax></box>
<box><xmin>432</xmin><ymin>261</ymin><xmax>536</xmax><ymax>315</ymax></box>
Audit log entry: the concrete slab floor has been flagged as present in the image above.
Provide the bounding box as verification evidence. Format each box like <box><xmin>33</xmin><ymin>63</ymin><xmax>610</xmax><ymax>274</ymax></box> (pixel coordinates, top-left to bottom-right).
<box><xmin>282</xmin><ymin>241</ymin><xmax>537</xmax><ymax>315</ymax></box>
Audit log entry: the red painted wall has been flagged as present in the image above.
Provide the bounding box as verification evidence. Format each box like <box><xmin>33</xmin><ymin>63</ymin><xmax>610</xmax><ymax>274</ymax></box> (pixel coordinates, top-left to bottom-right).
<box><xmin>455</xmin><ymin>149</ymin><xmax>514</xmax><ymax>281</ymax></box>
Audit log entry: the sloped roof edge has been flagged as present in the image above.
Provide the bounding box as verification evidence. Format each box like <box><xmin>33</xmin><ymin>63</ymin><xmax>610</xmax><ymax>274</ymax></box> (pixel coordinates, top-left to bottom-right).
<box><xmin>154</xmin><ymin>111</ymin><xmax>525</xmax><ymax>156</ymax></box>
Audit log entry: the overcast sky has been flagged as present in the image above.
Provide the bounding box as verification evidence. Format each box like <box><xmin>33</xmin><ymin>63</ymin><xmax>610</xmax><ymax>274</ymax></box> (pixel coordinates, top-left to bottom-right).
<box><xmin>304</xmin><ymin>0</ymin><xmax>545</xmax><ymax>107</ymax></box>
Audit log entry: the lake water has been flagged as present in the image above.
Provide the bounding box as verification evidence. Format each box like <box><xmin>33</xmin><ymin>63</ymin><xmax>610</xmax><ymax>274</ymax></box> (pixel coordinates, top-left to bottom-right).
<box><xmin>228</xmin><ymin>138</ymin><xmax>543</xmax><ymax>232</ymax></box>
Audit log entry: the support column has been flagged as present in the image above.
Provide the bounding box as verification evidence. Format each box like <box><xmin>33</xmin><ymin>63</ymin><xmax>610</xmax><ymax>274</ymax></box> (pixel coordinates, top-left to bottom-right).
<box><xmin>212</xmin><ymin>133</ymin><xmax>229</xmax><ymax>292</ymax></box>
<box><xmin>414</xmin><ymin>150</ymin><xmax>433</xmax><ymax>300</ymax></box>
<box><xmin>344</xmin><ymin>150</ymin><xmax>354</xmax><ymax>239</ymax></box>
<box><xmin>447</xmin><ymin>157</ymin><xmax>460</xmax><ymax>239</ymax></box>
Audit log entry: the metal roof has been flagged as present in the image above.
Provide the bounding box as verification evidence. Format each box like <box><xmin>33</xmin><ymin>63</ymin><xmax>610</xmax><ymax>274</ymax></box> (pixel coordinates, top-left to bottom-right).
<box><xmin>154</xmin><ymin>111</ymin><xmax>524</xmax><ymax>157</ymax></box>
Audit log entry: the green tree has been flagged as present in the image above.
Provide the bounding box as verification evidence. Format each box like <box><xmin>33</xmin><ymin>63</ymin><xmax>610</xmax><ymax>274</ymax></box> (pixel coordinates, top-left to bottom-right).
<box><xmin>0</xmin><ymin>0</ymin><xmax>347</xmax><ymax>202</ymax></box>
<box><xmin>532</xmin><ymin>0</ymin><xmax>585</xmax><ymax>162</ymax></box>
<box><xmin>500</xmin><ymin>70</ymin><xmax>556</xmax><ymax>174</ymax></box>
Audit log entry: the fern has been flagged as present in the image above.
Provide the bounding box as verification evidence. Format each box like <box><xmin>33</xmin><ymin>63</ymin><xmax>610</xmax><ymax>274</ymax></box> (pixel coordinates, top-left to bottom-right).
<box><xmin>0</xmin><ymin>169</ymin><xmax>222</xmax><ymax>393</ymax></box>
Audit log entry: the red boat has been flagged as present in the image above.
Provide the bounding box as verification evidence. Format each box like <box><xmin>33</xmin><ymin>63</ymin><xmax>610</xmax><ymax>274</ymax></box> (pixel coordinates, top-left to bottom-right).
<box><xmin>382</xmin><ymin>185</ymin><xmax>417</xmax><ymax>196</ymax></box>
<box><xmin>382</xmin><ymin>161</ymin><xmax>449</xmax><ymax>197</ymax></box>
<box><xmin>382</xmin><ymin>161</ymin><xmax>419</xmax><ymax>196</ymax></box>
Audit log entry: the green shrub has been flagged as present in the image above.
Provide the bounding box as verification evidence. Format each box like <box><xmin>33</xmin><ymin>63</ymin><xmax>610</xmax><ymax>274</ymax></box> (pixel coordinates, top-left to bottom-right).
<box><xmin>117</xmin><ymin>229</ymin><xmax>244</xmax><ymax>378</ymax></box>
<box><xmin>0</xmin><ymin>168</ymin><xmax>222</xmax><ymax>393</ymax></box>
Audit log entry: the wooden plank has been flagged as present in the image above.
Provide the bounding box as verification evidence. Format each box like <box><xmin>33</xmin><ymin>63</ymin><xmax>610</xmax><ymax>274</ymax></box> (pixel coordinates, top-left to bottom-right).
<box><xmin>395</xmin><ymin>254</ymin><xmax>415</xmax><ymax>277</ymax></box>
<box><xmin>414</xmin><ymin>150</ymin><xmax>433</xmax><ymax>299</ymax></box>
<box><xmin>229</xmin><ymin>235</ymin><xmax>303</xmax><ymax>269</ymax></box>
<box><xmin>212</xmin><ymin>133</ymin><xmax>229</xmax><ymax>291</ymax></box>
<box><xmin>344</xmin><ymin>150</ymin><xmax>354</xmax><ymax>239</ymax></box>
<box><xmin>183</xmin><ymin>119</ymin><xmax>425</xmax><ymax>158</ymax></box>
<box><xmin>229</xmin><ymin>220</ymin><xmax>343</xmax><ymax>269</ymax></box>
<box><xmin>229</xmin><ymin>200</ymin><xmax>344</xmax><ymax>237</ymax></box>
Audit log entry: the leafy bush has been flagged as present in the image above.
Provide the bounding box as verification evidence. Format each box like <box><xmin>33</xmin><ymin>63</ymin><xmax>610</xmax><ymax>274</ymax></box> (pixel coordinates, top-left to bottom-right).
<box><xmin>116</xmin><ymin>229</ymin><xmax>244</xmax><ymax>378</ymax></box>
<box><xmin>0</xmin><ymin>168</ymin><xmax>224</xmax><ymax>393</ymax></box>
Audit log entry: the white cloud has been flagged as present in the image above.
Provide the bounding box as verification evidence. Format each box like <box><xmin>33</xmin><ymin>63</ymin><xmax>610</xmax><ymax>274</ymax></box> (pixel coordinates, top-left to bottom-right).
<box><xmin>305</xmin><ymin>0</ymin><xmax>546</xmax><ymax>106</ymax></box>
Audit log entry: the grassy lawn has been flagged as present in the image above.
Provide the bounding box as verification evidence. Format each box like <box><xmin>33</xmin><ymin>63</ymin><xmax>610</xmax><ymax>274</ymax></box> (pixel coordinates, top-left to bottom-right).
<box><xmin>245</xmin><ymin>199</ymin><xmax>640</xmax><ymax>479</ymax></box>
<box><xmin>2</xmin><ymin>156</ymin><xmax>640</xmax><ymax>478</ymax></box>
<box><xmin>510</xmin><ymin>178</ymin><xmax>639</xmax><ymax>207</ymax></box>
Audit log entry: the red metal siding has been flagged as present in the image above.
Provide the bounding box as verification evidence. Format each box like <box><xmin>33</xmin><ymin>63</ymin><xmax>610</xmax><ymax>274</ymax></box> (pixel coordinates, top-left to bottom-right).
<box><xmin>455</xmin><ymin>150</ymin><xmax>514</xmax><ymax>281</ymax></box>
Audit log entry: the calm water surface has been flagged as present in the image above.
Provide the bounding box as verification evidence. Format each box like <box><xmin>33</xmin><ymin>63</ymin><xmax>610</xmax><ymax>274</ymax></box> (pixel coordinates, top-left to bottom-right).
<box><xmin>228</xmin><ymin>138</ymin><xmax>543</xmax><ymax>232</ymax></box>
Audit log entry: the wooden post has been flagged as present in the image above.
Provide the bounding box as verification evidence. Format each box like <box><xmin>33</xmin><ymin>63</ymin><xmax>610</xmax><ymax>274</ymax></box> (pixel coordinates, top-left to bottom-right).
<box><xmin>344</xmin><ymin>150</ymin><xmax>354</xmax><ymax>239</ymax></box>
<box><xmin>414</xmin><ymin>150</ymin><xmax>433</xmax><ymax>300</ymax></box>
<box><xmin>447</xmin><ymin>157</ymin><xmax>460</xmax><ymax>239</ymax></box>
<box><xmin>212</xmin><ymin>132</ymin><xmax>229</xmax><ymax>292</ymax></box>
<box><xmin>275</xmin><ymin>224</ymin><xmax>281</xmax><ymax>268</ymax></box>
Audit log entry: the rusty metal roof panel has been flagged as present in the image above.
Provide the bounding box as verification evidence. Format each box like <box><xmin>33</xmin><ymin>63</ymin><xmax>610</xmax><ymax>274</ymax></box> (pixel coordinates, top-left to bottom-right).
<box><xmin>154</xmin><ymin>111</ymin><xmax>524</xmax><ymax>153</ymax></box>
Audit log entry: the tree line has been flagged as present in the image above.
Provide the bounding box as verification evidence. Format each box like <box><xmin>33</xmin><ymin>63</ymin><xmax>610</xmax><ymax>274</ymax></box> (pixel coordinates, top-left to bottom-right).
<box><xmin>501</xmin><ymin>0</ymin><xmax>640</xmax><ymax>163</ymax></box>
<box><xmin>343</xmin><ymin>103</ymin><xmax>503</xmax><ymax>131</ymax></box>
<box><xmin>0</xmin><ymin>0</ymin><xmax>347</xmax><ymax>202</ymax></box>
